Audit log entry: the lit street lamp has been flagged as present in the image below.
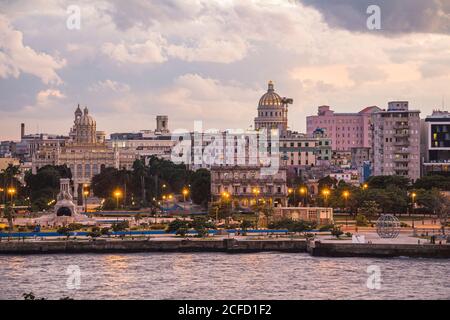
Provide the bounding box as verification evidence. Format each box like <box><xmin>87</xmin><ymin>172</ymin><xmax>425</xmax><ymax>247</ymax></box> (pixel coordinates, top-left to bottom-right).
<box><xmin>114</xmin><ymin>190</ymin><xmax>122</xmax><ymax>209</ymax></box>
<box><xmin>342</xmin><ymin>191</ymin><xmax>350</xmax><ymax>225</ymax></box>
<box><xmin>411</xmin><ymin>192</ymin><xmax>417</xmax><ymax>229</ymax></box>
<box><xmin>322</xmin><ymin>189</ymin><xmax>330</xmax><ymax>207</ymax></box>
<box><xmin>299</xmin><ymin>187</ymin><xmax>308</xmax><ymax>206</ymax></box>
<box><xmin>7</xmin><ymin>187</ymin><xmax>16</xmax><ymax>205</ymax></box>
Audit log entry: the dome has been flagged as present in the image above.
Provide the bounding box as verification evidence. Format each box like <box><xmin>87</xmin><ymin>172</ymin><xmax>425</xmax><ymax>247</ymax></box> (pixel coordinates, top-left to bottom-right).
<box><xmin>79</xmin><ymin>107</ymin><xmax>96</xmax><ymax>126</ymax></box>
<box><xmin>258</xmin><ymin>81</ymin><xmax>283</xmax><ymax>107</ymax></box>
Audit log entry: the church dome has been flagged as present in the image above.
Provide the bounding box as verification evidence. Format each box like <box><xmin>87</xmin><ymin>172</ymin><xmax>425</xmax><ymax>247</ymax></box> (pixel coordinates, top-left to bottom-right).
<box><xmin>79</xmin><ymin>107</ymin><xmax>96</xmax><ymax>126</ymax></box>
<box><xmin>258</xmin><ymin>81</ymin><xmax>283</xmax><ymax>107</ymax></box>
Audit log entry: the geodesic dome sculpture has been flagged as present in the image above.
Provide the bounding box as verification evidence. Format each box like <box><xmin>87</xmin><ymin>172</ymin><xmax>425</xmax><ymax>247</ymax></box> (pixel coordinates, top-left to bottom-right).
<box><xmin>376</xmin><ymin>214</ymin><xmax>401</xmax><ymax>239</ymax></box>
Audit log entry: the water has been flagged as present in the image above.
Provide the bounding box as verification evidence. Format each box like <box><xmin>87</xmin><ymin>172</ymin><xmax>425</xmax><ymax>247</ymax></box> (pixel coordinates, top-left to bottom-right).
<box><xmin>0</xmin><ymin>253</ymin><xmax>449</xmax><ymax>300</ymax></box>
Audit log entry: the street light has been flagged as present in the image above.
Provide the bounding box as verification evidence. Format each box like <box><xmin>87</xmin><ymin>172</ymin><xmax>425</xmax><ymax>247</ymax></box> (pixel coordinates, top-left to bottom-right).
<box><xmin>288</xmin><ymin>188</ymin><xmax>293</xmax><ymax>207</ymax></box>
<box><xmin>299</xmin><ymin>187</ymin><xmax>308</xmax><ymax>206</ymax></box>
<box><xmin>342</xmin><ymin>191</ymin><xmax>350</xmax><ymax>226</ymax></box>
<box><xmin>411</xmin><ymin>192</ymin><xmax>417</xmax><ymax>229</ymax></box>
<box><xmin>322</xmin><ymin>189</ymin><xmax>330</xmax><ymax>207</ymax></box>
<box><xmin>7</xmin><ymin>187</ymin><xmax>16</xmax><ymax>204</ymax></box>
<box><xmin>182</xmin><ymin>188</ymin><xmax>189</xmax><ymax>201</ymax></box>
<box><xmin>83</xmin><ymin>190</ymin><xmax>89</xmax><ymax>213</ymax></box>
<box><xmin>113</xmin><ymin>190</ymin><xmax>122</xmax><ymax>209</ymax></box>
<box><xmin>362</xmin><ymin>183</ymin><xmax>368</xmax><ymax>190</ymax></box>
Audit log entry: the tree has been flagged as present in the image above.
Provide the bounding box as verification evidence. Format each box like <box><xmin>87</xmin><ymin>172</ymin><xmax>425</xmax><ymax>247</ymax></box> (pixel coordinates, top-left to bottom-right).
<box><xmin>318</xmin><ymin>176</ymin><xmax>338</xmax><ymax>190</ymax></box>
<box><xmin>25</xmin><ymin>165</ymin><xmax>71</xmax><ymax>211</ymax></box>
<box><xmin>358</xmin><ymin>201</ymin><xmax>381</xmax><ymax>221</ymax></box>
<box><xmin>166</xmin><ymin>219</ymin><xmax>190</xmax><ymax>233</ymax></box>
<box><xmin>414</xmin><ymin>175</ymin><xmax>450</xmax><ymax>191</ymax></box>
<box><xmin>190</xmin><ymin>169</ymin><xmax>211</xmax><ymax>207</ymax></box>
<box><xmin>366</xmin><ymin>175</ymin><xmax>410</xmax><ymax>189</ymax></box>
<box><xmin>2</xmin><ymin>204</ymin><xmax>14</xmax><ymax>233</ymax></box>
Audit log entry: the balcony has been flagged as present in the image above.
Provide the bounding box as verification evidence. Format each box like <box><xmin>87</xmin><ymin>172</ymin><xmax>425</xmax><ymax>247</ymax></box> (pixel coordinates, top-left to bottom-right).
<box><xmin>394</xmin><ymin>132</ymin><xmax>410</xmax><ymax>138</ymax></box>
<box><xmin>395</xmin><ymin>123</ymin><xmax>409</xmax><ymax>130</ymax></box>
<box><xmin>394</xmin><ymin>140</ymin><xmax>410</xmax><ymax>147</ymax></box>
<box><xmin>394</xmin><ymin>148</ymin><xmax>410</xmax><ymax>154</ymax></box>
<box><xmin>394</xmin><ymin>157</ymin><xmax>409</xmax><ymax>163</ymax></box>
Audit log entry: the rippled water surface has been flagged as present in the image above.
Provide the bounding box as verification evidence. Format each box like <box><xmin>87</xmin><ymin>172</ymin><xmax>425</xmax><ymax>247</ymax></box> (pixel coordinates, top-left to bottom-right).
<box><xmin>1</xmin><ymin>253</ymin><xmax>449</xmax><ymax>300</ymax></box>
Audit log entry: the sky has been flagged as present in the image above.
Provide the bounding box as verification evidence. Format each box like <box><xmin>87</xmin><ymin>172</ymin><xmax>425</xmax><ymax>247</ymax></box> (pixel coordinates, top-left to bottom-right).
<box><xmin>0</xmin><ymin>0</ymin><xmax>449</xmax><ymax>140</ymax></box>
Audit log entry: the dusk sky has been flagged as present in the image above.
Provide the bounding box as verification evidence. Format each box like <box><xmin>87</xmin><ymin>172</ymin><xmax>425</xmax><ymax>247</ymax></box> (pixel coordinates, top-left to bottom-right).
<box><xmin>1</xmin><ymin>0</ymin><xmax>449</xmax><ymax>140</ymax></box>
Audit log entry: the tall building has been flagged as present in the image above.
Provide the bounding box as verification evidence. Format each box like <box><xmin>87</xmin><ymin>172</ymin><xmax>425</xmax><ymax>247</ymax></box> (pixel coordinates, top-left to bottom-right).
<box><xmin>422</xmin><ymin>110</ymin><xmax>450</xmax><ymax>176</ymax></box>
<box><xmin>306</xmin><ymin>105</ymin><xmax>381</xmax><ymax>152</ymax></box>
<box><xmin>371</xmin><ymin>101</ymin><xmax>421</xmax><ymax>180</ymax></box>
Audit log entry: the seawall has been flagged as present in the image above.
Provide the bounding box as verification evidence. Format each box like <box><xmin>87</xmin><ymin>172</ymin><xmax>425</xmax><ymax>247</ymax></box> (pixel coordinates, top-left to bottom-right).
<box><xmin>308</xmin><ymin>241</ymin><xmax>450</xmax><ymax>258</ymax></box>
<box><xmin>0</xmin><ymin>239</ymin><xmax>449</xmax><ymax>258</ymax></box>
<box><xmin>0</xmin><ymin>239</ymin><xmax>307</xmax><ymax>255</ymax></box>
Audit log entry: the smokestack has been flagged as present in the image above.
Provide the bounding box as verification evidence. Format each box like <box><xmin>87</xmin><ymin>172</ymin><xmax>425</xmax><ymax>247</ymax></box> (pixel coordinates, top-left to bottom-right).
<box><xmin>21</xmin><ymin>123</ymin><xmax>25</xmax><ymax>139</ymax></box>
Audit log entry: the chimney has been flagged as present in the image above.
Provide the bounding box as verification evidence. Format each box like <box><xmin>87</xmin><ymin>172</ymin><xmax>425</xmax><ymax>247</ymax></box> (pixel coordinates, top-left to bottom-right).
<box><xmin>21</xmin><ymin>123</ymin><xmax>25</xmax><ymax>139</ymax></box>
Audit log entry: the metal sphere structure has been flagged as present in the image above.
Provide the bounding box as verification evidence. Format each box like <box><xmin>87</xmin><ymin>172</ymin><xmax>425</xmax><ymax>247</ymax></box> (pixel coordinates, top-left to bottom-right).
<box><xmin>376</xmin><ymin>214</ymin><xmax>401</xmax><ymax>239</ymax></box>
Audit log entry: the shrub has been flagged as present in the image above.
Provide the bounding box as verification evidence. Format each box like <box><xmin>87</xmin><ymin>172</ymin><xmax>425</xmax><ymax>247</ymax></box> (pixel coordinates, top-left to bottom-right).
<box><xmin>112</xmin><ymin>221</ymin><xmax>129</xmax><ymax>232</ymax></box>
<box><xmin>319</xmin><ymin>224</ymin><xmax>334</xmax><ymax>232</ymax></box>
<box><xmin>331</xmin><ymin>226</ymin><xmax>344</xmax><ymax>238</ymax></box>
<box><xmin>67</xmin><ymin>223</ymin><xmax>84</xmax><ymax>231</ymax></box>
<box><xmin>356</xmin><ymin>214</ymin><xmax>369</xmax><ymax>227</ymax></box>
<box><xmin>150</xmin><ymin>223</ymin><xmax>166</xmax><ymax>230</ymax></box>
<box><xmin>345</xmin><ymin>232</ymin><xmax>353</xmax><ymax>237</ymax></box>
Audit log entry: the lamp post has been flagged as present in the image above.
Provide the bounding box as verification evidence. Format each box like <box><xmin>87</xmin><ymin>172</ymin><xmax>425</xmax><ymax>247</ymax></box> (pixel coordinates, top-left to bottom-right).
<box><xmin>299</xmin><ymin>187</ymin><xmax>308</xmax><ymax>207</ymax></box>
<box><xmin>114</xmin><ymin>190</ymin><xmax>122</xmax><ymax>210</ymax></box>
<box><xmin>322</xmin><ymin>189</ymin><xmax>330</xmax><ymax>207</ymax></box>
<box><xmin>182</xmin><ymin>188</ymin><xmax>189</xmax><ymax>210</ymax></box>
<box><xmin>288</xmin><ymin>188</ymin><xmax>293</xmax><ymax>207</ymax></box>
<box><xmin>342</xmin><ymin>191</ymin><xmax>350</xmax><ymax>226</ymax></box>
<box><xmin>411</xmin><ymin>192</ymin><xmax>417</xmax><ymax>229</ymax></box>
<box><xmin>7</xmin><ymin>187</ymin><xmax>16</xmax><ymax>206</ymax></box>
<box><xmin>83</xmin><ymin>190</ymin><xmax>89</xmax><ymax>213</ymax></box>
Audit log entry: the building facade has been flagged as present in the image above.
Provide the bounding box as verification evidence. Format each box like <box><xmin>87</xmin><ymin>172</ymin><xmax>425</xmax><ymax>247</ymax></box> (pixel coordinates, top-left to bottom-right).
<box><xmin>210</xmin><ymin>165</ymin><xmax>288</xmax><ymax>208</ymax></box>
<box><xmin>371</xmin><ymin>101</ymin><xmax>421</xmax><ymax>180</ymax></box>
<box><xmin>306</xmin><ymin>105</ymin><xmax>380</xmax><ymax>152</ymax></box>
<box><xmin>422</xmin><ymin>110</ymin><xmax>450</xmax><ymax>176</ymax></box>
<box><xmin>272</xmin><ymin>207</ymin><xmax>333</xmax><ymax>224</ymax></box>
<box><xmin>32</xmin><ymin>106</ymin><xmax>136</xmax><ymax>198</ymax></box>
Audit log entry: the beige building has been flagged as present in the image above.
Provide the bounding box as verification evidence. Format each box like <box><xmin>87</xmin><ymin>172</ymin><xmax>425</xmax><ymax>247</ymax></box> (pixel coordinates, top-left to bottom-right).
<box><xmin>0</xmin><ymin>157</ymin><xmax>20</xmax><ymax>171</ymax></box>
<box><xmin>372</xmin><ymin>101</ymin><xmax>421</xmax><ymax>180</ymax></box>
<box><xmin>211</xmin><ymin>165</ymin><xmax>288</xmax><ymax>208</ymax></box>
<box><xmin>32</xmin><ymin>106</ymin><xmax>136</xmax><ymax>198</ymax></box>
<box><xmin>273</xmin><ymin>207</ymin><xmax>333</xmax><ymax>224</ymax></box>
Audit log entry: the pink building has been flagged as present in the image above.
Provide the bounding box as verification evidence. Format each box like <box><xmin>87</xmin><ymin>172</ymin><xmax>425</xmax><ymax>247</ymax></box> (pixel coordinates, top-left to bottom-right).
<box><xmin>306</xmin><ymin>105</ymin><xmax>381</xmax><ymax>151</ymax></box>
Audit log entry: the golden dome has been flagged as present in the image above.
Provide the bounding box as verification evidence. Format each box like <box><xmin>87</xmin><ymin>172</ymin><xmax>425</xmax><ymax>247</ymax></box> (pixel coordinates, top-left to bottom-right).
<box><xmin>258</xmin><ymin>81</ymin><xmax>283</xmax><ymax>107</ymax></box>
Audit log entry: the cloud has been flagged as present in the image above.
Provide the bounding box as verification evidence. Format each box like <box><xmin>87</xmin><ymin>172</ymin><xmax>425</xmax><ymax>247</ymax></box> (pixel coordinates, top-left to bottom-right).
<box><xmin>89</xmin><ymin>79</ymin><xmax>131</xmax><ymax>93</ymax></box>
<box><xmin>102</xmin><ymin>36</ymin><xmax>167</xmax><ymax>64</ymax></box>
<box><xmin>300</xmin><ymin>0</ymin><xmax>450</xmax><ymax>35</ymax></box>
<box><xmin>0</xmin><ymin>14</ymin><xmax>66</xmax><ymax>84</ymax></box>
